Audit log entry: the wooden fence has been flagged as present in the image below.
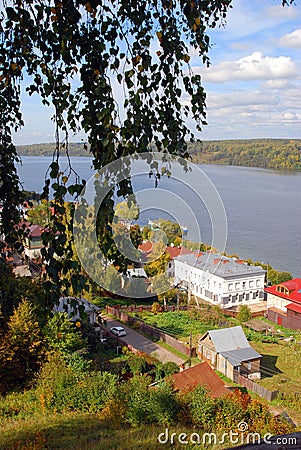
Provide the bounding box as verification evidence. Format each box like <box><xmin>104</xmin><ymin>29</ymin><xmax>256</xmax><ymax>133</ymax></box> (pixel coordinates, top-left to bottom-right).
<box><xmin>106</xmin><ymin>305</ymin><xmax>196</xmax><ymax>358</ymax></box>
<box><xmin>233</xmin><ymin>371</ymin><xmax>278</xmax><ymax>402</ymax></box>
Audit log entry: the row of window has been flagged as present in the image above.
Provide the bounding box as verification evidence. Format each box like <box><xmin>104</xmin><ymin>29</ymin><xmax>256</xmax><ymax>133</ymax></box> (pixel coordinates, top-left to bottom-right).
<box><xmin>222</xmin><ymin>290</ymin><xmax>264</xmax><ymax>304</ymax></box>
<box><xmin>228</xmin><ymin>279</ymin><xmax>262</xmax><ymax>291</ymax></box>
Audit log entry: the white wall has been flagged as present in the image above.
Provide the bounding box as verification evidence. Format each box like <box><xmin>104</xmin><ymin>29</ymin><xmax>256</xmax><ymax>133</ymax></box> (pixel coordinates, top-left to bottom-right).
<box><xmin>266</xmin><ymin>293</ymin><xmax>290</xmax><ymax>312</ymax></box>
<box><xmin>174</xmin><ymin>259</ymin><xmax>265</xmax><ymax>308</ymax></box>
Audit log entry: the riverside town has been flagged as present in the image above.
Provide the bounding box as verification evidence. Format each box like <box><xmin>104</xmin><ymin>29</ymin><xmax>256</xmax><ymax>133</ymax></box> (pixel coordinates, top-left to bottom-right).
<box><xmin>1</xmin><ymin>0</ymin><xmax>301</xmax><ymax>449</ymax></box>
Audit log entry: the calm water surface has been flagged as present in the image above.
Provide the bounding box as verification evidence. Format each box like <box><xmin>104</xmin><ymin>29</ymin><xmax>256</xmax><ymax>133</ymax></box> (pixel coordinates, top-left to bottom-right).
<box><xmin>18</xmin><ymin>156</ymin><xmax>301</xmax><ymax>276</ymax></box>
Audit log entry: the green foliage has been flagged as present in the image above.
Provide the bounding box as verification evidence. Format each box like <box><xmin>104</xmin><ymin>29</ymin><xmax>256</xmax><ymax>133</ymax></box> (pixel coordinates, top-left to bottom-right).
<box><xmin>267</xmin><ymin>268</ymin><xmax>292</xmax><ymax>285</ymax></box>
<box><xmin>155</xmin><ymin>361</ymin><xmax>179</xmax><ymax>381</ymax></box>
<box><xmin>130</xmin><ymin>224</ymin><xmax>143</xmax><ymax>249</ymax></box>
<box><xmin>124</xmin><ymin>375</ymin><xmax>179</xmax><ymax>426</ymax></box>
<box><xmin>185</xmin><ymin>385</ymin><xmax>216</xmax><ymax>429</ymax></box>
<box><xmin>26</xmin><ymin>200</ymin><xmax>50</xmax><ymax>226</ymax></box>
<box><xmin>190</xmin><ymin>139</ymin><xmax>301</xmax><ymax>171</ymax></box>
<box><xmin>0</xmin><ymin>299</ymin><xmax>45</xmax><ymax>393</ymax></box>
<box><xmin>115</xmin><ymin>201</ymin><xmax>139</xmax><ymax>221</ymax></box>
<box><xmin>1</xmin><ymin>0</ymin><xmax>232</xmax><ymax>301</ymax></box>
<box><xmin>144</xmin><ymin>250</ymin><xmax>170</xmax><ymax>277</ymax></box>
<box><xmin>142</xmin><ymin>308</ymin><xmax>224</xmax><ymax>339</ymax></box>
<box><xmin>156</xmin><ymin>219</ymin><xmax>182</xmax><ymax>245</ymax></box>
<box><xmin>237</xmin><ymin>305</ymin><xmax>252</xmax><ymax>323</ymax></box>
<box><xmin>0</xmin><ymin>260</ymin><xmax>48</xmax><ymax>329</ymax></box>
<box><xmin>45</xmin><ymin>312</ymin><xmax>87</xmax><ymax>354</ymax></box>
<box><xmin>35</xmin><ymin>352</ymin><xmax>118</xmax><ymax>413</ymax></box>
<box><xmin>150</xmin><ymin>301</ymin><xmax>163</xmax><ymax>315</ymax></box>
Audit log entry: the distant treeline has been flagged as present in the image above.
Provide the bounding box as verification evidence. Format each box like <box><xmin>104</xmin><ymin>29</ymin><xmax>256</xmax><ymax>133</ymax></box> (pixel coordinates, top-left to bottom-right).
<box><xmin>189</xmin><ymin>138</ymin><xmax>301</xmax><ymax>171</ymax></box>
<box><xmin>17</xmin><ymin>138</ymin><xmax>301</xmax><ymax>171</ymax></box>
<box><xmin>17</xmin><ymin>142</ymin><xmax>89</xmax><ymax>157</ymax></box>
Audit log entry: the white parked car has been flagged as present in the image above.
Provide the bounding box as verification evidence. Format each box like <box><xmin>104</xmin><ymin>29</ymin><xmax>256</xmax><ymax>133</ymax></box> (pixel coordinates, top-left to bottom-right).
<box><xmin>110</xmin><ymin>326</ymin><xmax>127</xmax><ymax>337</ymax></box>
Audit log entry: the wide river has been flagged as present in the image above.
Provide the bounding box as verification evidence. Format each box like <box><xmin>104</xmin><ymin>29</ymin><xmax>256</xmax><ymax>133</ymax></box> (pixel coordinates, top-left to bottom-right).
<box><xmin>17</xmin><ymin>156</ymin><xmax>301</xmax><ymax>277</ymax></box>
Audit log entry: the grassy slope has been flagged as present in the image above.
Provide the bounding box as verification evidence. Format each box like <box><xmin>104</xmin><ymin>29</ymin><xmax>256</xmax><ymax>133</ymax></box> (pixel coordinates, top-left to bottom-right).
<box><xmin>0</xmin><ymin>412</ymin><xmax>219</xmax><ymax>450</ymax></box>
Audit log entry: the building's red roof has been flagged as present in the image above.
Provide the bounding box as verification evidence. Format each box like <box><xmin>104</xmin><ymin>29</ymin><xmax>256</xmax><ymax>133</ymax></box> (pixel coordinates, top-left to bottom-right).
<box><xmin>171</xmin><ymin>362</ymin><xmax>230</xmax><ymax>398</ymax></box>
<box><xmin>265</xmin><ymin>278</ymin><xmax>301</xmax><ymax>305</ymax></box>
<box><xmin>165</xmin><ymin>246</ymin><xmax>194</xmax><ymax>260</ymax></box>
<box><xmin>28</xmin><ymin>224</ymin><xmax>44</xmax><ymax>238</ymax></box>
<box><xmin>138</xmin><ymin>241</ymin><xmax>153</xmax><ymax>253</ymax></box>
<box><xmin>286</xmin><ymin>303</ymin><xmax>301</xmax><ymax>314</ymax></box>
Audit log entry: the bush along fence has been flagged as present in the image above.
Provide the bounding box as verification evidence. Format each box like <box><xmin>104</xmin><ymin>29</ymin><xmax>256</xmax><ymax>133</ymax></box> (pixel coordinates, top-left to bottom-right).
<box><xmin>233</xmin><ymin>371</ymin><xmax>278</xmax><ymax>402</ymax></box>
<box><xmin>105</xmin><ymin>305</ymin><xmax>196</xmax><ymax>358</ymax></box>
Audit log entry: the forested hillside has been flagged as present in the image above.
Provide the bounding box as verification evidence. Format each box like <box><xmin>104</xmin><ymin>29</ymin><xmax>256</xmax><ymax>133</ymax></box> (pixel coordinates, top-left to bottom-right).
<box><xmin>17</xmin><ymin>139</ymin><xmax>301</xmax><ymax>171</ymax></box>
<box><xmin>17</xmin><ymin>142</ymin><xmax>90</xmax><ymax>157</ymax></box>
<box><xmin>189</xmin><ymin>138</ymin><xmax>301</xmax><ymax>171</ymax></box>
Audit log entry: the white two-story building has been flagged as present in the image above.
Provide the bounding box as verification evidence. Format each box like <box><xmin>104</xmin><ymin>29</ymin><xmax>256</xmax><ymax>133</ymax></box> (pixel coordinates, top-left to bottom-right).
<box><xmin>174</xmin><ymin>252</ymin><xmax>266</xmax><ymax>308</ymax></box>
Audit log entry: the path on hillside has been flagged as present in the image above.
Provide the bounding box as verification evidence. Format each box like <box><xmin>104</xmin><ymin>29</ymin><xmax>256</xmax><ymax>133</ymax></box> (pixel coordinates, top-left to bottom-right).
<box><xmin>103</xmin><ymin>316</ymin><xmax>186</xmax><ymax>365</ymax></box>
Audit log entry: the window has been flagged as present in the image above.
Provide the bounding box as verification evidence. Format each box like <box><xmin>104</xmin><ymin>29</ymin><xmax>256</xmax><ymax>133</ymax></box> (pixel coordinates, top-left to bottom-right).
<box><xmin>249</xmin><ymin>280</ymin><xmax>254</xmax><ymax>288</ymax></box>
<box><xmin>235</xmin><ymin>282</ymin><xmax>240</xmax><ymax>289</ymax></box>
<box><xmin>205</xmin><ymin>290</ymin><xmax>213</xmax><ymax>299</ymax></box>
<box><xmin>242</xmin><ymin>282</ymin><xmax>246</xmax><ymax>289</ymax></box>
<box><xmin>245</xmin><ymin>293</ymin><xmax>249</xmax><ymax>301</ymax></box>
<box><xmin>256</xmin><ymin>279</ymin><xmax>261</xmax><ymax>287</ymax></box>
<box><xmin>253</xmin><ymin>292</ymin><xmax>257</xmax><ymax>299</ymax></box>
<box><xmin>228</xmin><ymin>283</ymin><xmax>233</xmax><ymax>291</ymax></box>
<box><xmin>239</xmin><ymin>294</ymin><xmax>244</xmax><ymax>302</ymax></box>
<box><xmin>219</xmin><ymin>283</ymin><xmax>222</xmax><ymax>289</ymax></box>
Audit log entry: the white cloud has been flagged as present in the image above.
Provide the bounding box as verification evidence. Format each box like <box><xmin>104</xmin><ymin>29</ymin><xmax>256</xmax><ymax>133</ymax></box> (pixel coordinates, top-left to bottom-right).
<box><xmin>261</xmin><ymin>79</ymin><xmax>296</xmax><ymax>90</ymax></box>
<box><xmin>278</xmin><ymin>28</ymin><xmax>301</xmax><ymax>48</ymax></box>
<box><xmin>208</xmin><ymin>90</ymin><xmax>278</xmax><ymax>109</ymax></box>
<box><xmin>266</xmin><ymin>5</ymin><xmax>298</xmax><ymax>21</ymax></box>
<box><xmin>197</xmin><ymin>52</ymin><xmax>297</xmax><ymax>83</ymax></box>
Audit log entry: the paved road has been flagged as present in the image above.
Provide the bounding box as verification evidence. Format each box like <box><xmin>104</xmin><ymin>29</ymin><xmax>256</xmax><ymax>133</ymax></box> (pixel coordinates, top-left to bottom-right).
<box><xmin>104</xmin><ymin>316</ymin><xmax>185</xmax><ymax>365</ymax></box>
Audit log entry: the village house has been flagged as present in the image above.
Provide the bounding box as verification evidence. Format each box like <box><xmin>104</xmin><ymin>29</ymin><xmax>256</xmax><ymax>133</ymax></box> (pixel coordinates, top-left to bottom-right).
<box><xmin>54</xmin><ymin>297</ymin><xmax>101</xmax><ymax>325</ymax></box>
<box><xmin>165</xmin><ymin>245</ymin><xmax>194</xmax><ymax>277</ymax></box>
<box><xmin>23</xmin><ymin>224</ymin><xmax>44</xmax><ymax>259</ymax></box>
<box><xmin>171</xmin><ymin>361</ymin><xmax>230</xmax><ymax>398</ymax></box>
<box><xmin>198</xmin><ymin>326</ymin><xmax>262</xmax><ymax>381</ymax></box>
<box><xmin>174</xmin><ymin>252</ymin><xmax>266</xmax><ymax>308</ymax></box>
<box><xmin>265</xmin><ymin>278</ymin><xmax>301</xmax><ymax>330</ymax></box>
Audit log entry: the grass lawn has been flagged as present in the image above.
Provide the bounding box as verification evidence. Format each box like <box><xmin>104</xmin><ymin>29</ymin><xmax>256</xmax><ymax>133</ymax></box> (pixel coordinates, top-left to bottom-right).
<box><xmin>138</xmin><ymin>309</ymin><xmax>228</xmax><ymax>345</ymax></box>
<box><xmin>250</xmin><ymin>340</ymin><xmax>301</xmax><ymax>424</ymax></box>
<box><xmin>0</xmin><ymin>412</ymin><xmax>223</xmax><ymax>450</ymax></box>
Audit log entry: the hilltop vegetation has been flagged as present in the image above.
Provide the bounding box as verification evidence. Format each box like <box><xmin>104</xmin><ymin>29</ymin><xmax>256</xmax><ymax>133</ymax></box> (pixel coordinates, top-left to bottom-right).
<box><xmin>17</xmin><ymin>142</ymin><xmax>90</xmax><ymax>157</ymax></box>
<box><xmin>17</xmin><ymin>139</ymin><xmax>301</xmax><ymax>171</ymax></box>
<box><xmin>190</xmin><ymin>138</ymin><xmax>301</xmax><ymax>171</ymax></box>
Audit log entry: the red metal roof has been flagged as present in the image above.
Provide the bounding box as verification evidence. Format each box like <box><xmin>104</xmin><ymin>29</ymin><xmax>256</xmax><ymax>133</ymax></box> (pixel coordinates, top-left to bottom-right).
<box><xmin>28</xmin><ymin>224</ymin><xmax>44</xmax><ymax>238</ymax></box>
<box><xmin>265</xmin><ymin>278</ymin><xmax>301</xmax><ymax>305</ymax></box>
<box><xmin>286</xmin><ymin>303</ymin><xmax>301</xmax><ymax>314</ymax></box>
<box><xmin>138</xmin><ymin>241</ymin><xmax>153</xmax><ymax>253</ymax></box>
<box><xmin>165</xmin><ymin>246</ymin><xmax>194</xmax><ymax>260</ymax></box>
<box><xmin>171</xmin><ymin>361</ymin><xmax>230</xmax><ymax>398</ymax></box>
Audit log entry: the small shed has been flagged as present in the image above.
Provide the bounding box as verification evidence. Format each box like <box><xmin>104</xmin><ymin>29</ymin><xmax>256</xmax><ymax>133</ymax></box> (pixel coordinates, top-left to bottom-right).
<box><xmin>198</xmin><ymin>326</ymin><xmax>261</xmax><ymax>381</ymax></box>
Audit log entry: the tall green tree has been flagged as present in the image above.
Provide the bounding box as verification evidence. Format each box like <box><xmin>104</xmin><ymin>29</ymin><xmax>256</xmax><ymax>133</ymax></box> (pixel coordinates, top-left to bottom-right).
<box><xmin>0</xmin><ymin>0</ymin><xmax>296</xmax><ymax>303</ymax></box>
<box><xmin>0</xmin><ymin>299</ymin><xmax>45</xmax><ymax>393</ymax></box>
<box><xmin>45</xmin><ymin>312</ymin><xmax>86</xmax><ymax>354</ymax></box>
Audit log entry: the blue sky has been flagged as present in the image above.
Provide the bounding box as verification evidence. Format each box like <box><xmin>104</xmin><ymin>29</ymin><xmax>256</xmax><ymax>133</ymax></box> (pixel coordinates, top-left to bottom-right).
<box><xmin>14</xmin><ymin>0</ymin><xmax>301</xmax><ymax>145</ymax></box>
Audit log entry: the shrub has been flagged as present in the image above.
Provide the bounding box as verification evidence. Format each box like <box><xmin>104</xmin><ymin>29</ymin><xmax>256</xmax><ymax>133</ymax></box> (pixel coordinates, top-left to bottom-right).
<box><xmin>124</xmin><ymin>375</ymin><xmax>180</xmax><ymax>426</ymax></box>
<box><xmin>35</xmin><ymin>352</ymin><xmax>118</xmax><ymax>413</ymax></box>
<box><xmin>151</xmin><ymin>302</ymin><xmax>163</xmax><ymax>314</ymax></box>
<box><xmin>185</xmin><ymin>386</ymin><xmax>216</xmax><ymax>430</ymax></box>
<box><xmin>237</xmin><ymin>305</ymin><xmax>251</xmax><ymax>323</ymax></box>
